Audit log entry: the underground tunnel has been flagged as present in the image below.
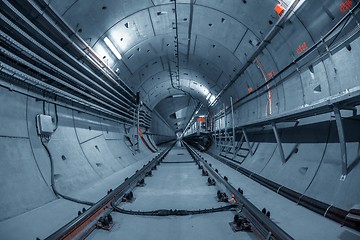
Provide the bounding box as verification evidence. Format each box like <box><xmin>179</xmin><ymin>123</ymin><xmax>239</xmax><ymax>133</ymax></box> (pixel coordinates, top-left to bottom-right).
<box><xmin>0</xmin><ymin>0</ymin><xmax>360</xmax><ymax>239</ymax></box>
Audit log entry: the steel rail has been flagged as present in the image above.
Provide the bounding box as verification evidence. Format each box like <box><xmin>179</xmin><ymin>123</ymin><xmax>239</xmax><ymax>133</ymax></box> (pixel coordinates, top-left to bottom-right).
<box><xmin>184</xmin><ymin>141</ymin><xmax>294</xmax><ymax>240</ymax></box>
<box><xmin>45</xmin><ymin>144</ymin><xmax>175</xmax><ymax>240</ymax></box>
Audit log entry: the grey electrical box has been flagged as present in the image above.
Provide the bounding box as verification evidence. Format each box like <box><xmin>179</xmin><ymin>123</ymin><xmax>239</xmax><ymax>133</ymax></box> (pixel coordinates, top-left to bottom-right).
<box><xmin>36</xmin><ymin>114</ymin><xmax>53</xmax><ymax>136</ymax></box>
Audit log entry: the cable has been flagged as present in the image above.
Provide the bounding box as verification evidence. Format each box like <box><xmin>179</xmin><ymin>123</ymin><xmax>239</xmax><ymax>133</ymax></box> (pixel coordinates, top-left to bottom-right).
<box><xmin>112</xmin><ymin>204</ymin><xmax>238</xmax><ymax>216</ymax></box>
<box><xmin>41</xmin><ymin>139</ymin><xmax>95</xmax><ymax>206</ymax></box>
<box><xmin>53</xmin><ymin>103</ymin><xmax>59</xmax><ymax>131</ymax></box>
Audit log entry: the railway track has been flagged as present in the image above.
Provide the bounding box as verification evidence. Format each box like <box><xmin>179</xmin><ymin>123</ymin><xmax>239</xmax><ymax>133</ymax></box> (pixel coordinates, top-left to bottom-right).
<box><xmin>45</xmin><ymin>141</ymin><xmax>293</xmax><ymax>240</ymax></box>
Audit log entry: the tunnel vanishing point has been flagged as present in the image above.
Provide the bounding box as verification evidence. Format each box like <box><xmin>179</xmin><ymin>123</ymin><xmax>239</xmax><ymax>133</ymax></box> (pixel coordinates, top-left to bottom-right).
<box><xmin>1</xmin><ymin>0</ymin><xmax>360</xmax><ymax>239</ymax></box>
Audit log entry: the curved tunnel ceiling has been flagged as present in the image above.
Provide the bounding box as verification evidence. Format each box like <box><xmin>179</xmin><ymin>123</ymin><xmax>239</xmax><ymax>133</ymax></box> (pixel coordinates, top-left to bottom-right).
<box><xmin>46</xmin><ymin>0</ymin><xmax>280</xmax><ymax>111</ymax></box>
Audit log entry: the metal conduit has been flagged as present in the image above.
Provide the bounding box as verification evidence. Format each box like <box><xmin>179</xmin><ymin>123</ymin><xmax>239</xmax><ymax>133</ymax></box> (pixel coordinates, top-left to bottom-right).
<box><xmin>25</xmin><ymin>0</ymin><xmax>135</xmax><ymax>101</ymax></box>
<box><xmin>0</xmin><ymin>16</ymin><xmax>135</xmax><ymax>115</ymax></box>
<box><xmin>0</xmin><ymin>44</ymin><xmax>134</xmax><ymax>119</ymax></box>
<box><xmin>0</xmin><ymin>62</ymin><xmax>133</xmax><ymax>122</ymax></box>
<box><xmin>31</xmin><ymin>0</ymin><xmax>135</xmax><ymax>99</ymax></box>
<box><xmin>0</xmin><ymin>74</ymin><xmax>134</xmax><ymax>126</ymax></box>
<box><xmin>2</xmin><ymin>0</ymin><xmax>136</xmax><ymax>107</ymax></box>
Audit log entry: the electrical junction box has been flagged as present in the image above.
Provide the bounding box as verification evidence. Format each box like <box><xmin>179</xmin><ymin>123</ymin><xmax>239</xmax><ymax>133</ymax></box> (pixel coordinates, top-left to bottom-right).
<box><xmin>36</xmin><ymin>114</ymin><xmax>54</xmax><ymax>136</ymax></box>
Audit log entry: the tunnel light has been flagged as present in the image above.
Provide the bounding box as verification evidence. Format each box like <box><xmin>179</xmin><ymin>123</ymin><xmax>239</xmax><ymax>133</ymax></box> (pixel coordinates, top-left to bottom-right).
<box><xmin>208</xmin><ymin>95</ymin><xmax>216</xmax><ymax>105</ymax></box>
<box><xmin>104</xmin><ymin>37</ymin><xmax>122</xmax><ymax>60</ymax></box>
<box><xmin>206</xmin><ymin>93</ymin><xmax>211</xmax><ymax>101</ymax></box>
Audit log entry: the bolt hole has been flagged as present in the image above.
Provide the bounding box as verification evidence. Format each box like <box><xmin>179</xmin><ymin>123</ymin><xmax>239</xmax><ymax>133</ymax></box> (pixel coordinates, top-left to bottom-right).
<box><xmin>61</xmin><ymin>155</ymin><xmax>66</xmax><ymax>160</ymax></box>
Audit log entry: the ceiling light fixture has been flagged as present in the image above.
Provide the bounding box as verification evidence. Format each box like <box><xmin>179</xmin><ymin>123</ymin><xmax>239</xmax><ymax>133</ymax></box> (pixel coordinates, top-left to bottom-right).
<box><xmin>104</xmin><ymin>37</ymin><xmax>122</xmax><ymax>60</ymax></box>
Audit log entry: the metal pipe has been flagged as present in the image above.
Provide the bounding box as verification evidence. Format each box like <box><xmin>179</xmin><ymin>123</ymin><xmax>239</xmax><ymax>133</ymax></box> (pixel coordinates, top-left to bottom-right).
<box><xmin>0</xmin><ymin>43</ymin><xmax>134</xmax><ymax>119</ymax></box>
<box><xmin>30</xmin><ymin>0</ymin><xmax>136</xmax><ymax>99</ymax></box>
<box><xmin>0</xmin><ymin>10</ymin><xmax>135</xmax><ymax>109</ymax></box>
<box><xmin>2</xmin><ymin>1</ymin><xmax>136</xmax><ymax>107</ymax></box>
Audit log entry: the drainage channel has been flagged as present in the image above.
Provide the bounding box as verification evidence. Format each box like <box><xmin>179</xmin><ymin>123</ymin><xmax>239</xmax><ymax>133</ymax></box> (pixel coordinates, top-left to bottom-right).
<box><xmin>183</xmin><ymin>141</ymin><xmax>294</xmax><ymax>240</ymax></box>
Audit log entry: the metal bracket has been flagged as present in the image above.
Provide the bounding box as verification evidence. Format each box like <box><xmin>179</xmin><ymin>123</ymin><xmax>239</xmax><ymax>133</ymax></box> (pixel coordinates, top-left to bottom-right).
<box><xmin>272</xmin><ymin>123</ymin><xmax>286</xmax><ymax>163</ymax></box>
<box><xmin>266</xmin><ymin>232</ymin><xmax>273</xmax><ymax>240</ymax></box>
<box><xmin>333</xmin><ymin>107</ymin><xmax>348</xmax><ymax>179</ymax></box>
<box><xmin>242</xmin><ymin>128</ymin><xmax>253</xmax><ymax>156</ymax></box>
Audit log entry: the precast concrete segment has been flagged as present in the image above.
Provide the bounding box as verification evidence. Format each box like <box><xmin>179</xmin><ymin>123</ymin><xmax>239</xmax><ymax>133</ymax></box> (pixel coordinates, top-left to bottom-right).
<box><xmin>0</xmin><ymin>90</ymin><xmax>56</xmax><ymax>221</ymax></box>
<box><xmin>46</xmin><ymin>107</ymin><xmax>102</xmax><ymax>194</ymax></box>
<box><xmin>304</xmin><ymin>141</ymin><xmax>360</xmax><ymax>210</ymax></box>
<box><xmin>0</xmin><ymin>199</ymin><xmax>87</xmax><ymax>240</ymax></box>
<box><xmin>240</xmin><ymin>142</ymin><xmax>277</xmax><ymax>173</ymax></box>
<box><xmin>0</xmin><ymin>87</ymin><xmax>28</xmax><ymax>138</ymax></box>
<box><xmin>258</xmin><ymin>143</ymin><xmax>326</xmax><ymax>194</ymax></box>
<box><xmin>198</xmin><ymin>152</ymin><xmax>360</xmax><ymax>240</ymax></box>
<box><xmin>0</xmin><ymin>137</ymin><xmax>56</xmax><ymax>221</ymax></box>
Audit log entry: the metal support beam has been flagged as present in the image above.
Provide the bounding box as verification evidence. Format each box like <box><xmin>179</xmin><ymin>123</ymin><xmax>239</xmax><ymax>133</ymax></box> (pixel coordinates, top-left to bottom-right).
<box><xmin>223</xmin><ymin>103</ymin><xmax>226</xmax><ymax>130</ymax></box>
<box><xmin>230</xmin><ymin>97</ymin><xmax>235</xmax><ymax>148</ymax></box>
<box><xmin>242</xmin><ymin>129</ymin><xmax>253</xmax><ymax>156</ymax></box>
<box><xmin>334</xmin><ymin>107</ymin><xmax>348</xmax><ymax>180</ymax></box>
<box><xmin>272</xmin><ymin>123</ymin><xmax>286</xmax><ymax>163</ymax></box>
<box><xmin>136</xmin><ymin>104</ymin><xmax>140</xmax><ymax>152</ymax></box>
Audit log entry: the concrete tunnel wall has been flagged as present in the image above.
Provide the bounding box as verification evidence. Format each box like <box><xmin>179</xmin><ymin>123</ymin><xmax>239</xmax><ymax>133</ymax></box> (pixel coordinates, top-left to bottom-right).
<box><xmin>208</xmin><ymin>6</ymin><xmax>360</xmax><ymax>212</ymax></box>
<box><xmin>0</xmin><ymin>86</ymin><xmax>157</xmax><ymax>221</ymax></box>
